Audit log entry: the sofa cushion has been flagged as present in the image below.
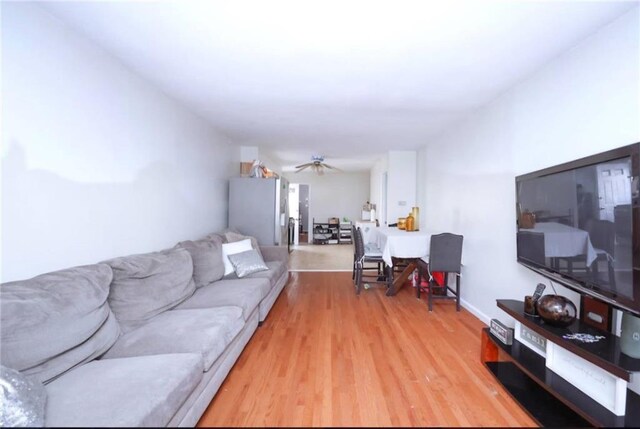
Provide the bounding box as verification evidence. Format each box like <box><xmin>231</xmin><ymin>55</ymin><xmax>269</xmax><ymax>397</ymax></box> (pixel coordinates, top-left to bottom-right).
<box><xmin>0</xmin><ymin>264</ymin><xmax>121</xmax><ymax>384</ymax></box>
<box><xmin>259</xmin><ymin>245</ymin><xmax>289</xmax><ymax>264</ymax></box>
<box><xmin>221</xmin><ymin>239</ymin><xmax>253</xmax><ymax>276</ymax></box>
<box><xmin>174</xmin><ymin>278</ymin><xmax>267</xmax><ymax>320</ymax></box>
<box><xmin>45</xmin><ymin>354</ymin><xmax>203</xmax><ymax>427</ymax></box>
<box><xmin>246</xmin><ymin>261</ymin><xmax>286</xmax><ymax>287</ymax></box>
<box><xmin>225</xmin><ymin>231</ymin><xmax>263</xmax><ymax>259</ymax></box>
<box><xmin>175</xmin><ymin>235</ymin><xmax>225</xmax><ymax>287</ymax></box>
<box><xmin>228</xmin><ymin>249</ymin><xmax>269</xmax><ymax>278</ymax></box>
<box><xmin>104</xmin><ymin>248</ymin><xmax>196</xmax><ymax>332</ymax></box>
<box><xmin>101</xmin><ymin>308</ymin><xmax>244</xmax><ymax>371</ymax></box>
<box><xmin>204</xmin><ymin>232</ymin><xmax>228</xmax><ymax>244</ymax></box>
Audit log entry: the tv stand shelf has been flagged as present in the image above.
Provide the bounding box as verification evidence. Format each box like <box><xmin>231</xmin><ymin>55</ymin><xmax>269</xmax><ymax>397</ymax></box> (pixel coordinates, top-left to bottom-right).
<box><xmin>498</xmin><ymin>300</ymin><xmax>640</xmax><ymax>377</ymax></box>
<box><xmin>482</xmin><ymin>299</ymin><xmax>640</xmax><ymax>427</ymax></box>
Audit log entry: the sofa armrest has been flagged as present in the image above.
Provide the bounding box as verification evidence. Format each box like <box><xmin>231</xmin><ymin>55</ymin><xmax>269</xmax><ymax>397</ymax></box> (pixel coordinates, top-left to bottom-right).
<box><xmin>260</xmin><ymin>246</ymin><xmax>289</xmax><ymax>264</ymax></box>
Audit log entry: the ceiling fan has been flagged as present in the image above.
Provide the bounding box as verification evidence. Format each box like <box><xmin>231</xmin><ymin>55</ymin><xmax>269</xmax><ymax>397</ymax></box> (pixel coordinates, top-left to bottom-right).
<box><xmin>294</xmin><ymin>155</ymin><xmax>340</xmax><ymax>175</ymax></box>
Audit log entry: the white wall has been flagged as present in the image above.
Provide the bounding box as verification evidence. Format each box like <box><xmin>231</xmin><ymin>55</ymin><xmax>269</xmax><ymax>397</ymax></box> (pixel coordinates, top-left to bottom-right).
<box><xmin>369</xmin><ymin>155</ymin><xmax>388</xmax><ymax>224</ymax></box>
<box><xmin>418</xmin><ymin>7</ymin><xmax>640</xmax><ymax>324</ymax></box>
<box><xmin>369</xmin><ymin>151</ymin><xmax>418</xmax><ymax>226</ymax></box>
<box><xmin>416</xmin><ymin>149</ymin><xmax>428</xmax><ymax>229</ymax></box>
<box><xmin>288</xmin><ymin>171</ymin><xmax>370</xmax><ymax>227</ymax></box>
<box><xmin>1</xmin><ymin>3</ymin><xmax>237</xmax><ymax>281</ymax></box>
<box><xmin>240</xmin><ymin>146</ymin><xmax>259</xmax><ymax>162</ymax></box>
<box><xmin>387</xmin><ymin>151</ymin><xmax>417</xmax><ymax>223</ymax></box>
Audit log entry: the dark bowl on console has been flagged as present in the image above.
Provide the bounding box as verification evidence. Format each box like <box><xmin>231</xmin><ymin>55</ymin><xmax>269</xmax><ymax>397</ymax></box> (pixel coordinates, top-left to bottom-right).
<box><xmin>535</xmin><ymin>295</ymin><xmax>577</xmax><ymax>327</ymax></box>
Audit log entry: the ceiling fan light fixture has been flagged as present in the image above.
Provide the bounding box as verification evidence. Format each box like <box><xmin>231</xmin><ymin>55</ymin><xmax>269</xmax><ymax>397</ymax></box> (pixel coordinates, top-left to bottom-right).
<box><xmin>294</xmin><ymin>154</ymin><xmax>340</xmax><ymax>175</ymax></box>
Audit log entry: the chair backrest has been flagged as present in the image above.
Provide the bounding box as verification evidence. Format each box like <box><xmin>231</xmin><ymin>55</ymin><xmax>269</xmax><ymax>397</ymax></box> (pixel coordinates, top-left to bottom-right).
<box><xmin>587</xmin><ymin>219</ymin><xmax>615</xmax><ymax>256</ymax></box>
<box><xmin>352</xmin><ymin>225</ymin><xmax>357</xmax><ymax>251</ymax></box>
<box><xmin>429</xmin><ymin>233</ymin><xmax>463</xmax><ymax>274</ymax></box>
<box><xmin>517</xmin><ymin>231</ymin><xmax>545</xmax><ymax>266</ymax></box>
<box><xmin>354</xmin><ymin>227</ymin><xmax>365</xmax><ymax>260</ymax></box>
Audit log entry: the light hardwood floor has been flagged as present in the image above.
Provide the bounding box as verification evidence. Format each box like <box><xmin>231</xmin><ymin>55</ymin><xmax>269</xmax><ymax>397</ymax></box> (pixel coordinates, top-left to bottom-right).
<box><xmin>288</xmin><ymin>243</ymin><xmax>354</xmax><ymax>271</ymax></box>
<box><xmin>197</xmin><ymin>272</ymin><xmax>536</xmax><ymax>427</ymax></box>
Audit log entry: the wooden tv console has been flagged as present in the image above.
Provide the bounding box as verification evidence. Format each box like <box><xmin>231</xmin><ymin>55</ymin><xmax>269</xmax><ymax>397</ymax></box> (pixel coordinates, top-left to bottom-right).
<box><xmin>482</xmin><ymin>299</ymin><xmax>640</xmax><ymax>427</ymax></box>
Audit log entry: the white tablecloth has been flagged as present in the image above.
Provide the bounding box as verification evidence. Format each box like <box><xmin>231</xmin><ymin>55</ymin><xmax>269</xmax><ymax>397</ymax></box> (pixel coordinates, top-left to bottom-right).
<box><xmin>372</xmin><ymin>227</ymin><xmax>432</xmax><ymax>267</ymax></box>
<box><xmin>529</xmin><ymin>222</ymin><xmax>597</xmax><ymax>265</ymax></box>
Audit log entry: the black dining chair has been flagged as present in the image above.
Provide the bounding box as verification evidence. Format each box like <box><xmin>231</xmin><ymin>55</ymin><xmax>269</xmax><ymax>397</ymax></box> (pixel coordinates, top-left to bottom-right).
<box><xmin>352</xmin><ymin>224</ymin><xmax>358</xmax><ymax>282</ymax></box>
<box><xmin>353</xmin><ymin>227</ymin><xmax>388</xmax><ymax>294</ymax></box>
<box><xmin>352</xmin><ymin>224</ymin><xmax>384</xmax><ymax>281</ymax></box>
<box><xmin>416</xmin><ymin>233</ymin><xmax>463</xmax><ymax>311</ymax></box>
<box><xmin>586</xmin><ymin>219</ymin><xmax>616</xmax><ymax>289</ymax></box>
<box><xmin>517</xmin><ymin>231</ymin><xmax>546</xmax><ymax>266</ymax></box>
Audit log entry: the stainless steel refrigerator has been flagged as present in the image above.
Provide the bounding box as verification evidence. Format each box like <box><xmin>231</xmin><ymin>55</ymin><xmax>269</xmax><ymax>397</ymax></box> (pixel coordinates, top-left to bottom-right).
<box><xmin>228</xmin><ymin>177</ymin><xmax>290</xmax><ymax>246</ymax></box>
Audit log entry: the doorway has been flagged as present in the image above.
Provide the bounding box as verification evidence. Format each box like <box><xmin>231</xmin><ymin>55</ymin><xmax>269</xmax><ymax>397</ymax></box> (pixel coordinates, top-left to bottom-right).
<box><xmin>289</xmin><ymin>183</ymin><xmax>311</xmax><ymax>245</ymax></box>
<box><xmin>288</xmin><ymin>184</ymin><xmax>300</xmax><ymax>245</ymax></box>
<box><xmin>299</xmin><ymin>184</ymin><xmax>310</xmax><ymax>244</ymax></box>
<box><xmin>596</xmin><ymin>162</ymin><xmax>631</xmax><ymax>222</ymax></box>
<box><xmin>285</xmin><ymin>182</ymin><xmax>354</xmax><ymax>271</ymax></box>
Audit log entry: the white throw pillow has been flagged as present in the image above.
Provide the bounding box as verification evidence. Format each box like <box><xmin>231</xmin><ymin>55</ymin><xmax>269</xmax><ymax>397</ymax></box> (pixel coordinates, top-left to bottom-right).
<box><xmin>221</xmin><ymin>239</ymin><xmax>253</xmax><ymax>276</ymax></box>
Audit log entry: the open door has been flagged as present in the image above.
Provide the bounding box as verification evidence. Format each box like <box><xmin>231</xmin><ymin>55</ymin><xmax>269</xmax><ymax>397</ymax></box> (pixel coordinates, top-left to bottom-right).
<box><xmin>288</xmin><ymin>184</ymin><xmax>300</xmax><ymax>245</ymax></box>
<box><xmin>299</xmin><ymin>184</ymin><xmax>310</xmax><ymax>243</ymax></box>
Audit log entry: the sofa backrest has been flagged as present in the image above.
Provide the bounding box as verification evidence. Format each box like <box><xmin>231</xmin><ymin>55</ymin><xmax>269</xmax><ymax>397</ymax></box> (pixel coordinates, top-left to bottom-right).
<box><xmin>104</xmin><ymin>247</ymin><xmax>196</xmax><ymax>332</ymax></box>
<box><xmin>0</xmin><ymin>264</ymin><xmax>121</xmax><ymax>384</ymax></box>
<box><xmin>175</xmin><ymin>235</ymin><xmax>225</xmax><ymax>288</ymax></box>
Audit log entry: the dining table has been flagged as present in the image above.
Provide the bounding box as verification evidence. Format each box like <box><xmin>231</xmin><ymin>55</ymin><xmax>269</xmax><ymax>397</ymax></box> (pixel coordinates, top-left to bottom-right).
<box><xmin>370</xmin><ymin>226</ymin><xmax>433</xmax><ymax>296</ymax></box>
<box><xmin>529</xmin><ymin>221</ymin><xmax>597</xmax><ymax>265</ymax></box>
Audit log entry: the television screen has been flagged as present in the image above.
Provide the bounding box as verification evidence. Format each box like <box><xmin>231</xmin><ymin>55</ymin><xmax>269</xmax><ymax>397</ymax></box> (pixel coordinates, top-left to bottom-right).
<box><xmin>516</xmin><ymin>156</ymin><xmax>633</xmax><ymax>302</ymax></box>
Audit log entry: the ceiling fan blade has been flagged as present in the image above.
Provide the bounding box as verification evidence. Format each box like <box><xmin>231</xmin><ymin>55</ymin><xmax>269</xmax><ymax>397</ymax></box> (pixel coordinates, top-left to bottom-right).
<box><xmin>322</xmin><ymin>163</ymin><xmax>340</xmax><ymax>171</ymax></box>
<box><xmin>295</xmin><ymin>157</ymin><xmax>339</xmax><ymax>174</ymax></box>
<box><xmin>295</xmin><ymin>164</ymin><xmax>311</xmax><ymax>173</ymax></box>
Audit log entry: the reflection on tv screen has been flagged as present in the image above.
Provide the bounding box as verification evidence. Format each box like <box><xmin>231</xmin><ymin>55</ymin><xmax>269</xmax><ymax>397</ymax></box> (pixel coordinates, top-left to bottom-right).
<box><xmin>517</xmin><ymin>158</ymin><xmax>633</xmax><ymax>300</ymax></box>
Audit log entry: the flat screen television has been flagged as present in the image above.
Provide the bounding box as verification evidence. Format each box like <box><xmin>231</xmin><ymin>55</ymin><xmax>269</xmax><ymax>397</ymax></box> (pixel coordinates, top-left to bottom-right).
<box><xmin>516</xmin><ymin>143</ymin><xmax>640</xmax><ymax>316</ymax></box>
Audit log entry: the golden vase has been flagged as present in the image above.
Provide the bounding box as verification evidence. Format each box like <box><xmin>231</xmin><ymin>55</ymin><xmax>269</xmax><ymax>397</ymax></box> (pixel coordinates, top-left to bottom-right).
<box><xmin>406</xmin><ymin>213</ymin><xmax>415</xmax><ymax>231</ymax></box>
<box><xmin>411</xmin><ymin>207</ymin><xmax>420</xmax><ymax>231</ymax></box>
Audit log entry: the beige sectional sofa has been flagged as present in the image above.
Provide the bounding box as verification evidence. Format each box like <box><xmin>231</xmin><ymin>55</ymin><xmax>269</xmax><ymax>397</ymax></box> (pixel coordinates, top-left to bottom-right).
<box><xmin>0</xmin><ymin>229</ymin><xmax>289</xmax><ymax>427</ymax></box>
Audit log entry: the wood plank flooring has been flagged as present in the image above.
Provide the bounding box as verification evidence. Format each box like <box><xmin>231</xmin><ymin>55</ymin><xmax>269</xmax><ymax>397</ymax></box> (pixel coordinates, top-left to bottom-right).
<box><xmin>197</xmin><ymin>272</ymin><xmax>536</xmax><ymax>427</ymax></box>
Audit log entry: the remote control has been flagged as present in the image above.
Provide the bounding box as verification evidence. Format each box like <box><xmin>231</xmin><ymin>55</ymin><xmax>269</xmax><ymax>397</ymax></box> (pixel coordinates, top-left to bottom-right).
<box><xmin>532</xmin><ymin>283</ymin><xmax>546</xmax><ymax>302</ymax></box>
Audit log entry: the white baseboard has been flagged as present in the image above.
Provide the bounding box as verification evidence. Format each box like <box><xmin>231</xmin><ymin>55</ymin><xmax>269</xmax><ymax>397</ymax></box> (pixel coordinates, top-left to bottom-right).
<box><xmin>460</xmin><ymin>298</ymin><xmax>491</xmax><ymax>325</ymax></box>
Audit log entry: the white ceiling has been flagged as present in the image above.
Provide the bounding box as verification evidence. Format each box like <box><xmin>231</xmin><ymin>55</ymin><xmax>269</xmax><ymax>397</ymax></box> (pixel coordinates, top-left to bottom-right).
<box><xmin>40</xmin><ymin>0</ymin><xmax>635</xmax><ymax>172</ymax></box>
